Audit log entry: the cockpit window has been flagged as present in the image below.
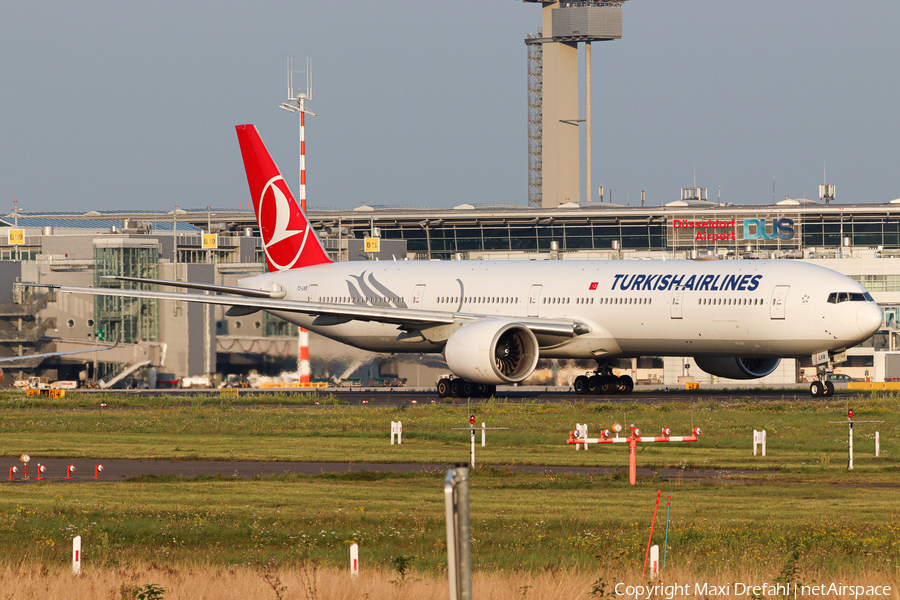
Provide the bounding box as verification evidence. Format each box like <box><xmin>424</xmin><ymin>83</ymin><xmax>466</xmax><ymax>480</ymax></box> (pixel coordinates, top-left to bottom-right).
<box><xmin>828</xmin><ymin>292</ymin><xmax>874</xmax><ymax>303</ymax></box>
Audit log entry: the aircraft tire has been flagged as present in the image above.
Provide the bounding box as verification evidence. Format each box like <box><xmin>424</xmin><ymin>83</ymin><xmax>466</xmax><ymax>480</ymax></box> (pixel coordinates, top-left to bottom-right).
<box><xmin>450</xmin><ymin>379</ymin><xmax>463</xmax><ymax>397</ymax></box>
<box><xmin>480</xmin><ymin>384</ymin><xmax>496</xmax><ymax>398</ymax></box>
<box><xmin>574</xmin><ymin>376</ymin><xmax>589</xmax><ymax>395</ymax></box>
<box><xmin>437</xmin><ymin>379</ymin><xmax>451</xmax><ymax>398</ymax></box>
<box><xmin>824</xmin><ymin>381</ymin><xmax>835</xmax><ymax>397</ymax></box>
<box><xmin>598</xmin><ymin>376</ymin><xmax>617</xmax><ymax>395</ymax></box>
<box><xmin>617</xmin><ymin>375</ymin><xmax>634</xmax><ymax>395</ymax></box>
<box><xmin>462</xmin><ymin>381</ymin><xmax>476</xmax><ymax>398</ymax></box>
<box><xmin>810</xmin><ymin>380</ymin><xmax>824</xmax><ymax>397</ymax></box>
<box><xmin>587</xmin><ymin>376</ymin><xmax>601</xmax><ymax>394</ymax></box>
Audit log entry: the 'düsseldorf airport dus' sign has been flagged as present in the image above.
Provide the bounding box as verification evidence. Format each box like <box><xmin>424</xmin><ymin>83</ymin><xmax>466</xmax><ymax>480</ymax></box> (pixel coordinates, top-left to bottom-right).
<box><xmin>671</xmin><ymin>217</ymin><xmax>797</xmax><ymax>243</ymax></box>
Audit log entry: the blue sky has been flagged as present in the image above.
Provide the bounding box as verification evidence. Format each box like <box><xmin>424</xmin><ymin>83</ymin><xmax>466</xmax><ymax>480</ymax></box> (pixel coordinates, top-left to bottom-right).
<box><xmin>1</xmin><ymin>1</ymin><xmax>898</xmax><ymax>212</ymax></box>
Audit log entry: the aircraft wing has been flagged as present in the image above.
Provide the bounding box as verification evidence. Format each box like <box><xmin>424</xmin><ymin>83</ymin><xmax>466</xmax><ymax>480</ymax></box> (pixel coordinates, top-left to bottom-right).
<box><xmin>102</xmin><ymin>276</ymin><xmax>287</xmax><ymax>299</ymax></box>
<box><xmin>25</xmin><ymin>283</ymin><xmax>589</xmax><ymax>338</ymax></box>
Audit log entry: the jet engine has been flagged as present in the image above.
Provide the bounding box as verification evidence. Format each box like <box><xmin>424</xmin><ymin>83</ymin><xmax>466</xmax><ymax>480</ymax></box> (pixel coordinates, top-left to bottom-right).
<box><xmin>693</xmin><ymin>357</ymin><xmax>781</xmax><ymax>380</ymax></box>
<box><xmin>444</xmin><ymin>320</ymin><xmax>540</xmax><ymax>384</ymax></box>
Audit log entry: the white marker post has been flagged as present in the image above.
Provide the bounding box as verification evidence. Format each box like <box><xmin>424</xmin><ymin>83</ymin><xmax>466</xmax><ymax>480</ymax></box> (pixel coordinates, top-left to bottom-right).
<box><xmin>73</xmin><ymin>535</ymin><xmax>82</xmax><ymax>575</ymax></box>
<box><xmin>876</xmin><ymin>431</ymin><xmax>880</xmax><ymax>457</ymax></box>
<box><xmin>350</xmin><ymin>543</ymin><xmax>359</xmax><ymax>576</ymax></box>
<box><xmin>753</xmin><ymin>429</ymin><xmax>767</xmax><ymax>456</ymax></box>
<box><xmin>481</xmin><ymin>422</ymin><xmax>486</xmax><ymax>447</ymax></box>
<box><xmin>391</xmin><ymin>421</ymin><xmax>402</xmax><ymax>445</ymax></box>
<box><xmin>849</xmin><ymin>421</ymin><xmax>853</xmax><ymax>469</ymax></box>
<box><xmin>574</xmin><ymin>423</ymin><xmax>589</xmax><ymax>451</ymax></box>
<box><xmin>649</xmin><ymin>544</ymin><xmax>660</xmax><ymax>580</ymax></box>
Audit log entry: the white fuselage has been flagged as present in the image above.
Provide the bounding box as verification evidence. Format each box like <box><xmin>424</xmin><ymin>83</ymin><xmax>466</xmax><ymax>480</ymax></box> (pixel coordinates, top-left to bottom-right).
<box><xmin>240</xmin><ymin>259</ymin><xmax>882</xmax><ymax>360</ymax></box>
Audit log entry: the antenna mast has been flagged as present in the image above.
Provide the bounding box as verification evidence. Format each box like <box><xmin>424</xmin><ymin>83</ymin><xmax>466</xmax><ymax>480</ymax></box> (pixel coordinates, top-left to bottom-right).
<box><xmin>280</xmin><ymin>57</ymin><xmax>318</xmax><ymax>387</ymax></box>
<box><xmin>280</xmin><ymin>57</ymin><xmax>317</xmax><ymax>212</ymax></box>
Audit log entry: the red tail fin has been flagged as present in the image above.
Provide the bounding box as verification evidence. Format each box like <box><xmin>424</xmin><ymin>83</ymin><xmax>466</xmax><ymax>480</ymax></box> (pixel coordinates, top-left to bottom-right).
<box><xmin>235</xmin><ymin>124</ymin><xmax>332</xmax><ymax>271</ymax></box>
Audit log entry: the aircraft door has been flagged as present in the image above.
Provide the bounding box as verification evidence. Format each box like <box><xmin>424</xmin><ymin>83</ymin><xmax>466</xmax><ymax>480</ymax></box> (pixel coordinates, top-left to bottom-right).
<box><xmin>303</xmin><ymin>284</ymin><xmax>319</xmax><ymax>302</ymax></box>
<box><xmin>412</xmin><ymin>284</ymin><xmax>426</xmax><ymax>309</ymax></box>
<box><xmin>528</xmin><ymin>285</ymin><xmax>543</xmax><ymax>317</ymax></box>
<box><xmin>771</xmin><ymin>285</ymin><xmax>789</xmax><ymax>319</ymax></box>
<box><xmin>670</xmin><ymin>288</ymin><xmax>684</xmax><ymax>319</ymax></box>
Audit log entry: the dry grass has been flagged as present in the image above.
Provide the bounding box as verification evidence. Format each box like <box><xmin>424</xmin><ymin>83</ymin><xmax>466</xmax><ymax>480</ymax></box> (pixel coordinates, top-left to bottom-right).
<box><xmin>1</xmin><ymin>564</ymin><xmax>898</xmax><ymax>600</ymax></box>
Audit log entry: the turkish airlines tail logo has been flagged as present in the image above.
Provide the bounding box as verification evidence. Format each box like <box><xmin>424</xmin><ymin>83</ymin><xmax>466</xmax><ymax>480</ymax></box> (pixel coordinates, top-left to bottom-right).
<box><xmin>235</xmin><ymin>124</ymin><xmax>332</xmax><ymax>271</ymax></box>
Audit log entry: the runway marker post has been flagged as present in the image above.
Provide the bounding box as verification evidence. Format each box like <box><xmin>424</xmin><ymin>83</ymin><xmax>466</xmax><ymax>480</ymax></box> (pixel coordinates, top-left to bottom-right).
<box><xmin>574</xmin><ymin>423</ymin><xmax>589</xmax><ymax>450</ymax></box>
<box><xmin>390</xmin><ymin>421</ymin><xmax>402</xmax><ymax>445</ymax></box>
<box><xmin>72</xmin><ymin>536</ymin><xmax>82</xmax><ymax>575</ymax></box>
<box><xmin>649</xmin><ymin>544</ymin><xmax>660</xmax><ymax>580</ymax></box>
<box><xmin>20</xmin><ymin>454</ymin><xmax>30</xmax><ymax>479</ymax></box>
<box><xmin>753</xmin><ymin>429</ymin><xmax>766</xmax><ymax>456</ymax></box>
<box><xmin>350</xmin><ymin>543</ymin><xmax>359</xmax><ymax>576</ymax></box>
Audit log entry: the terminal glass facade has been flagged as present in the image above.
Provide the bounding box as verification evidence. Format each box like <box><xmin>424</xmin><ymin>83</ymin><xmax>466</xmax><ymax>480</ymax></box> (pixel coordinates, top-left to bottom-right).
<box><xmin>374</xmin><ymin>218</ymin><xmax>667</xmax><ymax>259</ymax></box>
<box><xmin>93</xmin><ymin>244</ymin><xmax>159</xmax><ymax>344</ymax></box>
<box><xmin>329</xmin><ymin>209</ymin><xmax>900</xmax><ymax>258</ymax></box>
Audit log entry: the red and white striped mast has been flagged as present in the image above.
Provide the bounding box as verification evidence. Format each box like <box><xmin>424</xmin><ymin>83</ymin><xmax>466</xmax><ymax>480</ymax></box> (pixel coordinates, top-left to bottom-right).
<box><xmin>281</xmin><ymin>57</ymin><xmax>318</xmax><ymax>384</ymax></box>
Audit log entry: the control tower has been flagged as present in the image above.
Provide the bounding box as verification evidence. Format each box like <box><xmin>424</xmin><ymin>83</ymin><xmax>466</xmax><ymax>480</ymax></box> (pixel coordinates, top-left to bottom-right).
<box><xmin>524</xmin><ymin>1</ymin><xmax>627</xmax><ymax>208</ymax></box>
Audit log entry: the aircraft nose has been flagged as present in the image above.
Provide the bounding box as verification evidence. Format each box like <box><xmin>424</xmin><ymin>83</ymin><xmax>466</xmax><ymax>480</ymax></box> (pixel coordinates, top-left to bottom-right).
<box><xmin>857</xmin><ymin>303</ymin><xmax>883</xmax><ymax>336</ymax></box>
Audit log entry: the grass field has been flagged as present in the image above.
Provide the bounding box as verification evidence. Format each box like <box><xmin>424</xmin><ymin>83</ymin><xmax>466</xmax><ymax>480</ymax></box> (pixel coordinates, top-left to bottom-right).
<box><xmin>1</xmin><ymin>391</ymin><xmax>899</xmax><ymax>598</ymax></box>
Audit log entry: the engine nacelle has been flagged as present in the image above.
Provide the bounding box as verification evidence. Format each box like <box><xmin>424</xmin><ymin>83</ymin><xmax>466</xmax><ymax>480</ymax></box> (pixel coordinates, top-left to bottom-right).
<box><xmin>444</xmin><ymin>320</ymin><xmax>539</xmax><ymax>385</ymax></box>
<box><xmin>693</xmin><ymin>356</ymin><xmax>781</xmax><ymax>380</ymax></box>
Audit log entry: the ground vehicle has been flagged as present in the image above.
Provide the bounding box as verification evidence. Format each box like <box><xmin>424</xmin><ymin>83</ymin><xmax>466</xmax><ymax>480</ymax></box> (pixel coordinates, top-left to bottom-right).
<box><xmin>826</xmin><ymin>373</ymin><xmax>859</xmax><ymax>383</ymax></box>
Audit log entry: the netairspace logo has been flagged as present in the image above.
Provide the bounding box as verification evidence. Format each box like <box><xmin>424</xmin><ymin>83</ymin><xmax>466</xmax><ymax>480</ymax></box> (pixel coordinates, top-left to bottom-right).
<box><xmin>614</xmin><ymin>582</ymin><xmax>893</xmax><ymax>599</ymax></box>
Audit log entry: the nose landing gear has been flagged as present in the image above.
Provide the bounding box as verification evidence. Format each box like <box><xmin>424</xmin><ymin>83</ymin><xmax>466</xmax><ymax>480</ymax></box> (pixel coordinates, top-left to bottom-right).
<box><xmin>810</xmin><ymin>358</ymin><xmax>837</xmax><ymax>397</ymax></box>
<box><xmin>810</xmin><ymin>379</ymin><xmax>835</xmax><ymax>397</ymax></box>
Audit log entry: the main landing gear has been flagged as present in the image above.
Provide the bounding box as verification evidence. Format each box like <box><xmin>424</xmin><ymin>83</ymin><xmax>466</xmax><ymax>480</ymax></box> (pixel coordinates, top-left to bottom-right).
<box><xmin>573</xmin><ymin>360</ymin><xmax>634</xmax><ymax>396</ymax></box>
<box><xmin>436</xmin><ymin>377</ymin><xmax>496</xmax><ymax>399</ymax></box>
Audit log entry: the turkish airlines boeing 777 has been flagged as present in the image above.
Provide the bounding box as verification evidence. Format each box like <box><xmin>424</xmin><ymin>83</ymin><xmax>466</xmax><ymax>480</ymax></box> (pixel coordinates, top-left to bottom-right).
<box><xmin>32</xmin><ymin>125</ymin><xmax>883</xmax><ymax>398</ymax></box>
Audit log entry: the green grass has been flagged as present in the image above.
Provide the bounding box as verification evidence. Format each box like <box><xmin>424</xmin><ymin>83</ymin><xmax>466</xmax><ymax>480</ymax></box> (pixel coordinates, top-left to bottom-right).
<box><xmin>1</xmin><ymin>392</ymin><xmax>898</xmax><ymax>479</ymax></box>
<box><xmin>1</xmin><ymin>391</ymin><xmax>900</xmax><ymax>575</ymax></box>
<box><xmin>2</xmin><ymin>471</ymin><xmax>899</xmax><ymax>575</ymax></box>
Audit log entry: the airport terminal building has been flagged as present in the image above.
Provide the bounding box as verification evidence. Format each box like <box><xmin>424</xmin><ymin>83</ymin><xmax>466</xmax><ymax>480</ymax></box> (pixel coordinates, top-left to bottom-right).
<box><xmin>3</xmin><ymin>197</ymin><xmax>900</xmax><ymax>387</ymax></box>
